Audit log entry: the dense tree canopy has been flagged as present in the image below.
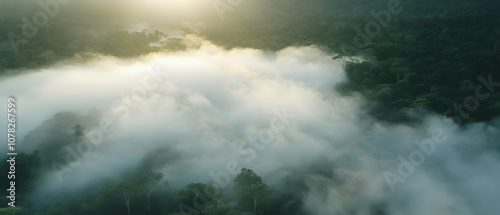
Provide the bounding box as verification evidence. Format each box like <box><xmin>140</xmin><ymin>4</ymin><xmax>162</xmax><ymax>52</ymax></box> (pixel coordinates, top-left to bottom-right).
<box><xmin>1</xmin><ymin>0</ymin><xmax>498</xmax><ymax>123</ymax></box>
<box><xmin>1</xmin><ymin>0</ymin><xmax>499</xmax><ymax>214</ymax></box>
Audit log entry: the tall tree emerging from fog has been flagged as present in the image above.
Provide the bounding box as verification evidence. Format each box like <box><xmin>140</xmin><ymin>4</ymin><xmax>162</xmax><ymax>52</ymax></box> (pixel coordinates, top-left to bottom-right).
<box><xmin>106</xmin><ymin>180</ymin><xmax>141</xmax><ymax>215</ymax></box>
<box><xmin>234</xmin><ymin>168</ymin><xmax>273</xmax><ymax>215</ymax></box>
<box><xmin>134</xmin><ymin>172</ymin><xmax>168</xmax><ymax>215</ymax></box>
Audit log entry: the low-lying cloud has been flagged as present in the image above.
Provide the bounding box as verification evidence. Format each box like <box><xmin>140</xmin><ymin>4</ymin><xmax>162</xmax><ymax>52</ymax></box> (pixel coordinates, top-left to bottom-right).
<box><xmin>1</xmin><ymin>38</ymin><xmax>499</xmax><ymax>214</ymax></box>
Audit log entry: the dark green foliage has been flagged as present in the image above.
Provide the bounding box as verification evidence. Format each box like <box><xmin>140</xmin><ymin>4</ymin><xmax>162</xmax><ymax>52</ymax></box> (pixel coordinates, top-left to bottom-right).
<box><xmin>0</xmin><ymin>0</ymin><xmax>499</xmax><ymax>214</ymax></box>
<box><xmin>199</xmin><ymin>0</ymin><xmax>500</xmax><ymax>123</ymax></box>
<box><xmin>1</xmin><ymin>0</ymin><xmax>498</xmax><ymax>123</ymax></box>
<box><xmin>0</xmin><ymin>151</ymin><xmax>41</xmax><ymax>210</ymax></box>
<box><xmin>233</xmin><ymin>168</ymin><xmax>273</xmax><ymax>214</ymax></box>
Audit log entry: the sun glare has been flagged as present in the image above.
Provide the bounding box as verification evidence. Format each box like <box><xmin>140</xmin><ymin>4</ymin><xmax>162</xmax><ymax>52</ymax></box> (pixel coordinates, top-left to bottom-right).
<box><xmin>137</xmin><ymin>0</ymin><xmax>208</xmax><ymax>19</ymax></box>
<box><xmin>143</xmin><ymin>0</ymin><xmax>197</xmax><ymax>10</ymax></box>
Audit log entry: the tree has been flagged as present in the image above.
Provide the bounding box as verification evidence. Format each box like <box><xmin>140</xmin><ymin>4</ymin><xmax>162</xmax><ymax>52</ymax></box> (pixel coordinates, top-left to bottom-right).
<box><xmin>233</xmin><ymin>168</ymin><xmax>272</xmax><ymax>215</ymax></box>
<box><xmin>175</xmin><ymin>183</ymin><xmax>214</xmax><ymax>213</ymax></box>
<box><xmin>0</xmin><ymin>151</ymin><xmax>41</xmax><ymax>209</ymax></box>
<box><xmin>37</xmin><ymin>50</ymin><xmax>56</xmax><ymax>63</ymax></box>
<box><xmin>106</xmin><ymin>180</ymin><xmax>141</xmax><ymax>215</ymax></box>
<box><xmin>332</xmin><ymin>54</ymin><xmax>359</xmax><ymax>68</ymax></box>
<box><xmin>389</xmin><ymin>67</ymin><xmax>410</xmax><ymax>82</ymax></box>
<box><xmin>134</xmin><ymin>172</ymin><xmax>167</xmax><ymax>215</ymax></box>
<box><xmin>202</xmin><ymin>198</ymin><xmax>237</xmax><ymax>215</ymax></box>
<box><xmin>35</xmin><ymin>207</ymin><xmax>69</xmax><ymax>215</ymax></box>
<box><xmin>0</xmin><ymin>207</ymin><xmax>21</xmax><ymax>215</ymax></box>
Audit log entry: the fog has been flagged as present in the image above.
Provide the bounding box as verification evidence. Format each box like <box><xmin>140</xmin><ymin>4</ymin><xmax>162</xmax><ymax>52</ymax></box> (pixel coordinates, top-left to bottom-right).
<box><xmin>1</xmin><ymin>37</ymin><xmax>499</xmax><ymax>214</ymax></box>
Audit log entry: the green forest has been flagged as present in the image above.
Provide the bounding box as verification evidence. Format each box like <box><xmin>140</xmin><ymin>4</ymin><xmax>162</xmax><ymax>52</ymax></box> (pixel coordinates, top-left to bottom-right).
<box><xmin>1</xmin><ymin>0</ymin><xmax>499</xmax><ymax>124</ymax></box>
<box><xmin>1</xmin><ymin>0</ymin><xmax>499</xmax><ymax>214</ymax></box>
